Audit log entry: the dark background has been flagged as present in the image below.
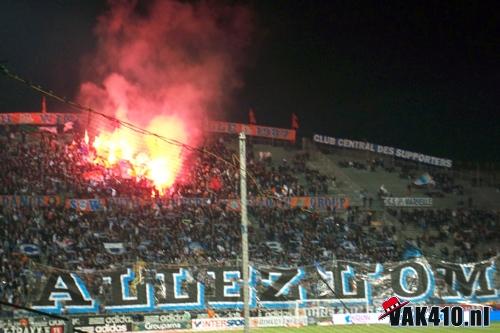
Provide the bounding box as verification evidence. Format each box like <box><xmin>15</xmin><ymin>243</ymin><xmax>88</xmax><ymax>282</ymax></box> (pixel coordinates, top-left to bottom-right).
<box><xmin>0</xmin><ymin>0</ymin><xmax>498</xmax><ymax>162</ymax></box>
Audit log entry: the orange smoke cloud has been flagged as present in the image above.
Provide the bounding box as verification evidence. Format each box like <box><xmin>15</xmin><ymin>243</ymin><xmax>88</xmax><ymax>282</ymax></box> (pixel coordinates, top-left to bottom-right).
<box><xmin>78</xmin><ymin>0</ymin><xmax>252</xmax><ymax>193</ymax></box>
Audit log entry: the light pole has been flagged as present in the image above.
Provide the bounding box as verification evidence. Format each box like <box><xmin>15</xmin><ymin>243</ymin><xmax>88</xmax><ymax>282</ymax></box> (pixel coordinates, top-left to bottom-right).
<box><xmin>239</xmin><ymin>132</ymin><xmax>250</xmax><ymax>332</ymax></box>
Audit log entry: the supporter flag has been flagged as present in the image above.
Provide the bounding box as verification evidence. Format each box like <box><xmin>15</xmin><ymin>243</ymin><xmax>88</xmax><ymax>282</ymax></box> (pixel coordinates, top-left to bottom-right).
<box><xmin>117</xmin><ymin>160</ymin><xmax>133</xmax><ymax>179</ymax></box>
<box><xmin>414</xmin><ymin>173</ymin><xmax>436</xmax><ymax>186</ymax></box>
<box><xmin>84</xmin><ymin>130</ymin><xmax>89</xmax><ymax>145</ymax></box>
<box><xmin>56</xmin><ymin>238</ymin><xmax>74</xmax><ymax>250</ymax></box>
<box><xmin>41</xmin><ymin>96</ymin><xmax>47</xmax><ymax>113</ymax></box>
<box><xmin>103</xmin><ymin>242</ymin><xmax>126</xmax><ymax>255</ymax></box>
<box><xmin>258</xmin><ymin>151</ymin><xmax>272</xmax><ymax>161</ymax></box>
<box><xmin>226</xmin><ymin>199</ymin><xmax>240</xmax><ymax>211</ymax></box>
<box><xmin>39</xmin><ymin>126</ymin><xmax>57</xmax><ymax>134</ymax></box>
<box><xmin>249</xmin><ymin>108</ymin><xmax>257</xmax><ymax>124</ymax></box>
<box><xmin>63</xmin><ymin>121</ymin><xmax>74</xmax><ymax>132</ymax></box>
<box><xmin>291</xmin><ymin>113</ymin><xmax>299</xmax><ymax>129</ymax></box>
<box><xmin>189</xmin><ymin>242</ymin><xmax>204</xmax><ymax>253</ymax></box>
<box><xmin>82</xmin><ymin>170</ymin><xmax>104</xmax><ymax>182</ymax></box>
<box><xmin>402</xmin><ymin>241</ymin><xmax>423</xmax><ymax>260</ymax></box>
<box><xmin>343</xmin><ymin>198</ymin><xmax>351</xmax><ymax>209</ymax></box>
<box><xmin>19</xmin><ymin>244</ymin><xmax>41</xmax><ymax>256</ymax></box>
<box><xmin>209</xmin><ymin>176</ymin><xmax>222</xmax><ymax>191</ymax></box>
<box><xmin>314</xmin><ymin>261</ymin><xmax>334</xmax><ymax>296</ymax></box>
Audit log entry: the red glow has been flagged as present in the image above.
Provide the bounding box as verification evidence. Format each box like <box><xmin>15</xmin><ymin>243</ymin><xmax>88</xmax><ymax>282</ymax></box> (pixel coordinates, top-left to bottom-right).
<box><xmin>77</xmin><ymin>0</ymin><xmax>252</xmax><ymax>194</ymax></box>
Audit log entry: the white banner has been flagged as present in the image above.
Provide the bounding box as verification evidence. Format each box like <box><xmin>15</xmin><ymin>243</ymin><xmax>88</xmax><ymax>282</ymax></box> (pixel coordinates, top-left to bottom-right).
<box><xmin>192</xmin><ymin>316</ymin><xmax>307</xmax><ymax>331</ymax></box>
<box><xmin>251</xmin><ymin>316</ymin><xmax>307</xmax><ymax>328</ymax></box>
<box><xmin>384</xmin><ymin>197</ymin><xmax>433</xmax><ymax>207</ymax></box>
<box><xmin>332</xmin><ymin>313</ymin><xmax>389</xmax><ymax>325</ymax></box>
<box><xmin>191</xmin><ymin>318</ymin><xmax>243</xmax><ymax>331</ymax></box>
<box><xmin>313</xmin><ymin>134</ymin><xmax>452</xmax><ymax>168</ymax></box>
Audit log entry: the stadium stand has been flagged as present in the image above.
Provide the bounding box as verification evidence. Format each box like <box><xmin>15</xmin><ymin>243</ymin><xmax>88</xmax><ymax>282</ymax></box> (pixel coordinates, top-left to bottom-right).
<box><xmin>0</xmin><ymin>127</ymin><xmax>498</xmax><ymax>330</ymax></box>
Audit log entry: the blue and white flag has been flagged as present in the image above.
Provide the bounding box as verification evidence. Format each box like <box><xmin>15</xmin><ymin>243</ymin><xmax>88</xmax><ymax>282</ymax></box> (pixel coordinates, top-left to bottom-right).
<box><xmin>103</xmin><ymin>242</ymin><xmax>125</xmax><ymax>255</ymax></box>
<box><xmin>314</xmin><ymin>261</ymin><xmax>334</xmax><ymax>296</ymax></box>
<box><xmin>414</xmin><ymin>173</ymin><xmax>436</xmax><ymax>186</ymax></box>
<box><xmin>19</xmin><ymin>244</ymin><xmax>41</xmax><ymax>256</ymax></box>
<box><xmin>402</xmin><ymin>241</ymin><xmax>423</xmax><ymax>260</ymax></box>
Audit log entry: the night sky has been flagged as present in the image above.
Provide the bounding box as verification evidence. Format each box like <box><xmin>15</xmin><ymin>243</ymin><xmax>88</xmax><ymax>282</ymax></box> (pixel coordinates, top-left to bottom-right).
<box><xmin>0</xmin><ymin>0</ymin><xmax>498</xmax><ymax>162</ymax></box>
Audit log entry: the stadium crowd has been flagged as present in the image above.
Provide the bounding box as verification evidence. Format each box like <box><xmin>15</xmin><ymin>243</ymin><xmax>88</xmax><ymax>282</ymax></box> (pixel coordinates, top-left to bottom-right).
<box><xmin>337</xmin><ymin>154</ymin><xmax>469</xmax><ymax>197</ymax></box>
<box><xmin>0</xmin><ymin>130</ymin><xmax>329</xmax><ymax>199</ymax></box>
<box><xmin>390</xmin><ymin>208</ymin><xmax>499</xmax><ymax>262</ymax></box>
<box><xmin>0</xmin><ymin>128</ymin><xmax>498</xmax><ymax>306</ymax></box>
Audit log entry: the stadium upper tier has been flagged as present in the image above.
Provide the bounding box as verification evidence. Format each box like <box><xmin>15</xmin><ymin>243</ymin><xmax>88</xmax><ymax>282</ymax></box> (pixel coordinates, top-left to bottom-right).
<box><xmin>0</xmin><ymin>129</ymin><xmax>498</xmax><ymax>306</ymax></box>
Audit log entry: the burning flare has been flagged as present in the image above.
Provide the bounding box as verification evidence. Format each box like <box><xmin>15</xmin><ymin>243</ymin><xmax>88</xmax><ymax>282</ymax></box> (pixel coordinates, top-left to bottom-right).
<box><xmin>89</xmin><ymin>115</ymin><xmax>187</xmax><ymax>195</ymax></box>
<box><xmin>77</xmin><ymin>0</ymin><xmax>253</xmax><ymax>195</ymax></box>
